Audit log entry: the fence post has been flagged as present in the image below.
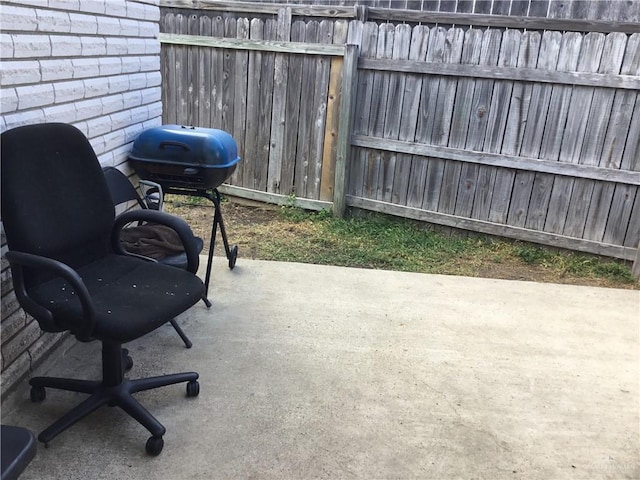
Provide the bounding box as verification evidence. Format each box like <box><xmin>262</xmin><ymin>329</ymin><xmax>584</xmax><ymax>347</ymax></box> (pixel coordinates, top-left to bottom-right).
<box><xmin>333</xmin><ymin>43</ymin><xmax>359</xmax><ymax>217</ymax></box>
<box><xmin>633</xmin><ymin>241</ymin><xmax>640</xmax><ymax>280</ymax></box>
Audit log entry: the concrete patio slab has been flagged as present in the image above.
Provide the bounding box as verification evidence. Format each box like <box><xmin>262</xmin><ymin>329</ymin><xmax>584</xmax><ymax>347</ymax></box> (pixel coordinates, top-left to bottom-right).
<box><xmin>2</xmin><ymin>257</ymin><xmax>638</xmax><ymax>479</ymax></box>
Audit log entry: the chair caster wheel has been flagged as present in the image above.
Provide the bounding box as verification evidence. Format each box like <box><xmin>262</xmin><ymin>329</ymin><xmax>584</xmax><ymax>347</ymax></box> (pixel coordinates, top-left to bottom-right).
<box><xmin>186</xmin><ymin>380</ymin><xmax>200</xmax><ymax>397</ymax></box>
<box><xmin>124</xmin><ymin>355</ymin><xmax>133</xmax><ymax>372</ymax></box>
<box><xmin>228</xmin><ymin>245</ymin><xmax>238</xmax><ymax>270</ymax></box>
<box><xmin>30</xmin><ymin>386</ymin><xmax>46</xmax><ymax>403</ymax></box>
<box><xmin>122</xmin><ymin>348</ymin><xmax>133</xmax><ymax>372</ymax></box>
<box><xmin>146</xmin><ymin>436</ymin><xmax>164</xmax><ymax>456</ymax></box>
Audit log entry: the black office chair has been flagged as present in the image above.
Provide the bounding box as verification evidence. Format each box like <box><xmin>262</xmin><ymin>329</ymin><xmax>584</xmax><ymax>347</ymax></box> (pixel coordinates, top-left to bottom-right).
<box><xmin>1</xmin><ymin>425</ymin><xmax>36</xmax><ymax>480</ymax></box>
<box><xmin>102</xmin><ymin>167</ymin><xmax>212</xmax><ymax>348</ymax></box>
<box><xmin>1</xmin><ymin>123</ymin><xmax>204</xmax><ymax>456</ymax></box>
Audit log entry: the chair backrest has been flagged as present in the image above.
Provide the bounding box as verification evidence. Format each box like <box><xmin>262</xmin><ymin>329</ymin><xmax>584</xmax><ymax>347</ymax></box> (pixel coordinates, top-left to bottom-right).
<box><xmin>1</xmin><ymin>123</ymin><xmax>115</xmax><ymax>275</ymax></box>
<box><xmin>102</xmin><ymin>166</ymin><xmax>147</xmax><ymax>211</ymax></box>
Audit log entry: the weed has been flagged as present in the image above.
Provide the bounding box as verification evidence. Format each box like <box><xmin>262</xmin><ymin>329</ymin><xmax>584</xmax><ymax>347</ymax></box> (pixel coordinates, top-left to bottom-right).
<box><xmin>514</xmin><ymin>244</ymin><xmax>554</xmax><ymax>265</ymax></box>
<box><xmin>167</xmin><ymin>194</ymin><xmax>209</xmax><ymax>207</ymax></box>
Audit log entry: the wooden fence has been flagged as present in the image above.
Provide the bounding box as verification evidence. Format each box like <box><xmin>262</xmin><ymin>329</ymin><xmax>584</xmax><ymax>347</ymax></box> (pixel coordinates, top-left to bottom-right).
<box><xmin>159</xmin><ymin>1</ymin><xmax>640</xmax><ymax>271</ymax></box>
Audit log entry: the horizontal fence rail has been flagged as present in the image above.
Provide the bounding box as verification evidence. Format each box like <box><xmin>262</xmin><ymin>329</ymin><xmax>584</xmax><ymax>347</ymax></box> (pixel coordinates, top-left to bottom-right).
<box><xmin>162</xmin><ymin>0</ymin><xmax>640</xmax><ymax>33</ymax></box>
<box><xmin>159</xmin><ymin>32</ymin><xmax>346</xmax><ymax>55</ymax></box>
<box><xmin>159</xmin><ymin>2</ymin><xmax>640</xmax><ymax>268</ymax></box>
<box><xmin>352</xmin><ymin>136</ymin><xmax>640</xmax><ymax>186</ymax></box>
<box><xmin>359</xmin><ymin>57</ymin><xmax>640</xmax><ymax>90</ymax></box>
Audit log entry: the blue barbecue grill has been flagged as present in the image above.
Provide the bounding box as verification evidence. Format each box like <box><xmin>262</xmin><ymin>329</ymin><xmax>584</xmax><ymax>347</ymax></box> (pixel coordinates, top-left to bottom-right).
<box><xmin>129</xmin><ymin>124</ymin><xmax>241</xmax><ymax>293</ymax></box>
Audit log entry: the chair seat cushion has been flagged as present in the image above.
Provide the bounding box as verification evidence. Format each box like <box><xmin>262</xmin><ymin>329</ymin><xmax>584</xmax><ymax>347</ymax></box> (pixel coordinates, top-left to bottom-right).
<box><xmin>29</xmin><ymin>255</ymin><xmax>204</xmax><ymax>344</ymax></box>
<box><xmin>159</xmin><ymin>236</ymin><xmax>205</xmax><ymax>269</ymax></box>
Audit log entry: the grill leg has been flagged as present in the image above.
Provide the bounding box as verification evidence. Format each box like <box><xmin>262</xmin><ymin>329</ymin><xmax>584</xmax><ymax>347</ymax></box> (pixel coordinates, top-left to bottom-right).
<box><xmin>204</xmin><ymin>193</ymin><xmax>218</xmax><ymax>294</ymax></box>
<box><xmin>212</xmin><ymin>190</ymin><xmax>233</xmax><ymax>259</ymax></box>
<box><xmin>203</xmin><ymin>189</ymin><xmax>238</xmax><ymax>294</ymax></box>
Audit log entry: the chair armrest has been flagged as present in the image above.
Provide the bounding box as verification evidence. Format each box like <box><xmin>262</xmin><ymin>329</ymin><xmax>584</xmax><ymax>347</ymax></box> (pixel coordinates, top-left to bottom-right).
<box><xmin>112</xmin><ymin>210</ymin><xmax>200</xmax><ymax>274</ymax></box>
<box><xmin>139</xmin><ymin>179</ymin><xmax>164</xmax><ymax>211</ymax></box>
<box><xmin>5</xmin><ymin>251</ymin><xmax>96</xmax><ymax>340</ymax></box>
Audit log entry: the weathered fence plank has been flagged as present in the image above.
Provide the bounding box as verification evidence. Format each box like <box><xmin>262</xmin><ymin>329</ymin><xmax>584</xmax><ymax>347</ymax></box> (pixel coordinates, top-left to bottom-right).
<box><xmin>391</xmin><ymin>24</ymin><xmax>429</xmax><ymax>207</ymax></box>
<box><xmin>472</xmin><ymin>29</ymin><xmax>521</xmax><ymax>222</ymax></box>
<box><xmin>211</xmin><ymin>16</ymin><xmax>226</xmax><ymax>128</ymax></box>
<box><xmin>439</xmin><ymin>27</ymin><xmax>483</xmax><ymax>216</ymax></box>
<box><xmin>197</xmin><ymin>15</ymin><xmax>212</xmax><ymax>128</ymax></box>
<box><xmin>279</xmin><ymin>20</ymin><xmax>306</xmax><ymax>196</ymax></box>
<box><xmin>349</xmin><ymin>21</ymin><xmax>378</xmax><ymax>199</ymax></box>
<box><xmin>455</xmin><ymin>28</ymin><xmax>502</xmax><ymax>219</ymax></box>
<box><xmin>294</xmin><ymin>21</ymin><xmax>320</xmax><ymax>197</ymax></box>
<box><xmin>582</xmin><ymin>33</ymin><xmax>630</xmax><ymax>242</ymax></box>
<box><xmin>600</xmin><ymin>35</ymin><xmax>640</xmax><ymax>171</ymax></box>
<box><xmin>365</xmin><ymin>23</ymin><xmax>394</xmax><ymax>199</ymax></box>
<box><xmin>378</xmin><ymin>23</ymin><xmax>410</xmax><ymax>203</ymax></box>
<box><xmin>256</xmin><ymin>18</ymin><xmax>277</xmax><ymax>192</ymax></box>
<box><xmin>267</xmin><ymin>8</ymin><xmax>291</xmax><ymax>194</ymax></box>
<box><xmin>176</xmin><ymin>14</ymin><xmax>190</xmax><ymax>125</ymax></box>
<box><xmin>623</xmin><ymin>190</ymin><xmax>640</xmax><ymax>248</ymax></box>
<box><xmin>520</xmin><ymin>31</ymin><xmax>561</xmax><ymax>231</ymax></box>
<box><xmin>490</xmin><ymin>31</ymin><xmax>540</xmax><ymax>225</ymax></box>
<box><xmin>404</xmin><ymin>26</ymin><xmax>443</xmax><ymax>209</ymax></box>
<box><xmin>422</xmin><ymin>27</ymin><xmax>464</xmax><ymax>212</ymax></box>
<box><xmin>320</xmin><ymin>19</ymin><xmax>349</xmax><ymax>202</ymax></box>
<box><xmin>562</xmin><ymin>32</ymin><xmax>610</xmax><ymax>239</ymax></box>
<box><xmin>162</xmin><ymin>12</ymin><xmax>178</xmax><ymax>124</ymax></box>
<box><xmin>333</xmin><ymin>42</ymin><xmax>359</xmax><ymax>217</ymax></box>
<box><xmin>306</xmin><ymin>20</ymin><xmax>333</xmax><ymax>200</ymax></box>
<box><xmin>221</xmin><ymin>17</ymin><xmax>236</xmax><ymax>134</ymax></box>
<box><xmin>243</xmin><ymin>18</ymin><xmax>264</xmax><ymax>190</ymax></box>
<box><xmin>230</xmin><ymin>17</ymin><xmax>249</xmax><ymax>187</ymax></box>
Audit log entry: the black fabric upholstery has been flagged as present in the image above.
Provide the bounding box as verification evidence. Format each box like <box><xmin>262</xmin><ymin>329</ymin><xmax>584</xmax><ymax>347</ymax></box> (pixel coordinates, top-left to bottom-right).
<box><xmin>29</xmin><ymin>254</ymin><xmax>202</xmax><ymax>343</ymax></box>
<box><xmin>1</xmin><ymin>123</ymin><xmax>114</xmax><ymax>272</ymax></box>
<box><xmin>103</xmin><ymin>167</ymin><xmax>147</xmax><ymax>209</ymax></box>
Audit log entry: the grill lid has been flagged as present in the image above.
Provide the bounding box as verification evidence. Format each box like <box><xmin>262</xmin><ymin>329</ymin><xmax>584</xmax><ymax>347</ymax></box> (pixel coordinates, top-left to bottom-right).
<box><xmin>129</xmin><ymin>124</ymin><xmax>240</xmax><ymax>168</ymax></box>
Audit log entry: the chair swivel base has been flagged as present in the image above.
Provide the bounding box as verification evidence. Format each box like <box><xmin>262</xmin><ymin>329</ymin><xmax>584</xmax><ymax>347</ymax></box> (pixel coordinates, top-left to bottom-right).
<box><xmin>29</xmin><ymin>342</ymin><xmax>199</xmax><ymax>456</ymax></box>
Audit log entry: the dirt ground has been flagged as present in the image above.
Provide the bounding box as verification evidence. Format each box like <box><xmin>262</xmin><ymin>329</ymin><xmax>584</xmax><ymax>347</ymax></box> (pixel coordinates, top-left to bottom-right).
<box><xmin>166</xmin><ymin>197</ymin><xmax>638</xmax><ymax>290</ymax></box>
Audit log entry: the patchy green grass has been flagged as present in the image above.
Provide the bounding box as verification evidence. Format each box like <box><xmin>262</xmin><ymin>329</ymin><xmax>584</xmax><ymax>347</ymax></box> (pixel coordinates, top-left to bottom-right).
<box><xmin>166</xmin><ymin>199</ymin><xmax>638</xmax><ymax>289</ymax></box>
<box><xmin>259</xmin><ymin>206</ymin><xmax>638</xmax><ymax>287</ymax></box>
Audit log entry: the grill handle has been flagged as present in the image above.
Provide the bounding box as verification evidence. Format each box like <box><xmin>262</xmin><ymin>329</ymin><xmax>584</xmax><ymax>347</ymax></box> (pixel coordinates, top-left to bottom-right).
<box><xmin>159</xmin><ymin>140</ymin><xmax>190</xmax><ymax>151</ymax></box>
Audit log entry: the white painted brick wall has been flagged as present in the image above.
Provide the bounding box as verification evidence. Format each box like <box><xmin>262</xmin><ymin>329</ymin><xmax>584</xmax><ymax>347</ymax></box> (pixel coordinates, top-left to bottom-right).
<box><xmin>12</xmin><ymin>34</ymin><xmax>52</xmax><ymax>58</ymax></box>
<box><xmin>16</xmin><ymin>84</ymin><xmax>54</xmax><ymax>110</ymax></box>
<box><xmin>0</xmin><ymin>0</ymin><xmax>163</xmax><ymax>400</ymax></box>
<box><xmin>68</xmin><ymin>13</ymin><xmax>99</xmax><ymax>35</ymax></box>
<box><xmin>36</xmin><ymin>9</ymin><xmax>72</xmax><ymax>33</ymax></box>
<box><xmin>72</xmin><ymin>58</ymin><xmax>101</xmax><ymax>78</ymax></box>
<box><xmin>50</xmin><ymin>35</ymin><xmax>82</xmax><ymax>57</ymax></box>
<box><xmin>0</xmin><ymin>60</ymin><xmax>41</xmax><ymax>85</ymax></box>
<box><xmin>1</xmin><ymin>33</ymin><xmax>14</xmax><ymax>58</ymax></box>
<box><xmin>100</xmin><ymin>57</ymin><xmax>123</xmax><ymax>76</ymax></box>
<box><xmin>80</xmin><ymin>0</ymin><xmax>107</xmax><ymax>15</ymax></box>
<box><xmin>1</xmin><ymin>88</ymin><xmax>19</xmax><ymax>113</ymax></box>
<box><xmin>1</xmin><ymin>6</ymin><xmax>38</xmax><ymax>32</ymax></box>
<box><xmin>97</xmin><ymin>17</ymin><xmax>121</xmax><ymax>37</ymax></box>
